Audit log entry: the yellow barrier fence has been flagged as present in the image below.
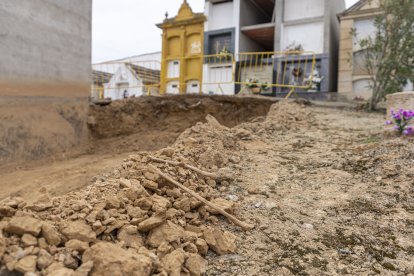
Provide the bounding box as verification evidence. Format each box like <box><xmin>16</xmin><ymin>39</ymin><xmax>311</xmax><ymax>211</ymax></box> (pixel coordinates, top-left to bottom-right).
<box><xmin>91</xmin><ymin>51</ymin><xmax>316</xmax><ymax>100</ymax></box>
<box><xmin>235</xmin><ymin>51</ymin><xmax>316</xmax><ymax>98</ymax></box>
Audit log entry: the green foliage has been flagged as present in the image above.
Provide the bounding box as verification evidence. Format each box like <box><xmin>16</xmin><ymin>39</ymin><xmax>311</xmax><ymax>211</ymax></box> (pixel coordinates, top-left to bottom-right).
<box><xmin>352</xmin><ymin>0</ymin><xmax>414</xmax><ymax>111</ymax></box>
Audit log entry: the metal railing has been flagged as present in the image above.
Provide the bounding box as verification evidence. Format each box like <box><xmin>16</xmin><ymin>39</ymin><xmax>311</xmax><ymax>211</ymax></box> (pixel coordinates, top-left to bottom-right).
<box><xmin>91</xmin><ymin>51</ymin><xmax>316</xmax><ymax>100</ymax></box>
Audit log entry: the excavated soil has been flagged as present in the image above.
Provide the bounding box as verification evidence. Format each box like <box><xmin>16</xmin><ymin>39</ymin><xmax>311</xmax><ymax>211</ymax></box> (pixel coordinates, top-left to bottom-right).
<box><xmin>87</xmin><ymin>95</ymin><xmax>275</xmax><ymax>154</ymax></box>
<box><xmin>1</xmin><ymin>100</ymin><xmax>413</xmax><ymax>275</ymax></box>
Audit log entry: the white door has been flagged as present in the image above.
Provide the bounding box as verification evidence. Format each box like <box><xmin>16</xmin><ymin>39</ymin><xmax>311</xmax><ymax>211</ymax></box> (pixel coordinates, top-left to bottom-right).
<box><xmin>167</xmin><ymin>60</ymin><xmax>180</xmax><ymax>78</ymax></box>
<box><xmin>166</xmin><ymin>81</ymin><xmax>180</xmax><ymax>94</ymax></box>
<box><xmin>186</xmin><ymin>80</ymin><xmax>200</xmax><ymax>94</ymax></box>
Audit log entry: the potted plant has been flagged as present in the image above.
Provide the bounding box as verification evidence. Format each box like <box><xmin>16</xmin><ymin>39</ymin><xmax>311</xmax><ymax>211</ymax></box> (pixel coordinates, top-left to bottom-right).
<box><xmin>246</xmin><ymin>78</ymin><xmax>271</xmax><ymax>94</ymax></box>
<box><xmin>217</xmin><ymin>47</ymin><xmax>232</xmax><ymax>62</ymax></box>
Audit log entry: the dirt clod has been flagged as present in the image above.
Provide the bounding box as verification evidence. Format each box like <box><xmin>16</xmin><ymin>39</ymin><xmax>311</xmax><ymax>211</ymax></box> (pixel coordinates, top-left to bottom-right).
<box><xmin>6</xmin><ymin>216</ymin><xmax>43</xmax><ymax>236</ymax></box>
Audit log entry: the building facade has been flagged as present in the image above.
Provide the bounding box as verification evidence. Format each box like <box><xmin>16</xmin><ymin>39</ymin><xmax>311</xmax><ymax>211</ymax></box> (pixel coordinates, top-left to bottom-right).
<box><xmin>157</xmin><ymin>1</ymin><xmax>207</xmax><ymax>94</ymax></box>
<box><xmin>204</xmin><ymin>0</ymin><xmax>345</xmax><ymax>94</ymax></box>
<box><xmin>338</xmin><ymin>0</ymin><xmax>413</xmax><ymax>100</ymax></box>
<box><xmin>92</xmin><ymin>52</ymin><xmax>162</xmax><ymax>100</ymax></box>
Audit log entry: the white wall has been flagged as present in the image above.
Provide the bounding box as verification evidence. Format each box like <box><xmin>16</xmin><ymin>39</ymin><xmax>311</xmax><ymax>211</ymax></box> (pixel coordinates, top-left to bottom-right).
<box><xmin>353</xmin><ymin>18</ymin><xmax>376</xmax><ymax>51</ymax></box>
<box><xmin>352</xmin><ymin>78</ymin><xmax>373</xmax><ymax>99</ymax></box>
<box><xmin>206</xmin><ymin>1</ymin><xmax>234</xmax><ymax>31</ymax></box>
<box><xmin>284</xmin><ymin>0</ymin><xmax>325</xmax><ymax>22</ymax></box>
<box><xmin>105</xmin><ymin>65</ymin><xmax>144</xmax><ymax>100</ymax></box>
<box><xmin>282</xmin><ymin>22</ymin><xmax>324</xmax><ymax>53</ymax></box>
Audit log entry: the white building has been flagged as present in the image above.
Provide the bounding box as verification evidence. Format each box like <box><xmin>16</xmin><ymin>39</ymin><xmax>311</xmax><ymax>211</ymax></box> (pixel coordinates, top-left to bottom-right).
<box><xmin>92</xmin><ymin>52</ymin><xmax>161</xmax><ymax>100</ymax></box>
<box><xmin>338</xmin><ymin>0</ymin><xmax>413</xmax><ymax>100</ymax></box>
<box><xmin>203</xmin><ymin>0</ymin><xmax>345</xmax><ymax>95</ymax></box>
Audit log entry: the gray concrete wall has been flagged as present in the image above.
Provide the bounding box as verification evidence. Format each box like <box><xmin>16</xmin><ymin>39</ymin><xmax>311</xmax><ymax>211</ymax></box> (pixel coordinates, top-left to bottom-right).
<box><xmin>0</xmin><ymin>0</ymin><xmax>92</xmax><ymax>97</ymax></box>
<box><xmin>327</xmin><ymin>0</ymin><xmax>346</xmax><ymax>92</ymax></box>
<box><xmin>0</xmin><ymin>0</ymin><xmax>92</xmax><ymax>166</ymax></box>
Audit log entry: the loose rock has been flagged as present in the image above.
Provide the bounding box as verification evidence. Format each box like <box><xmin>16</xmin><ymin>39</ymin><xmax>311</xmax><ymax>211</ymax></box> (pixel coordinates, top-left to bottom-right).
<box><xmin>6</xmin><ymin>216</ymin><xmax>43</xmax><ymax>236</ymax></box>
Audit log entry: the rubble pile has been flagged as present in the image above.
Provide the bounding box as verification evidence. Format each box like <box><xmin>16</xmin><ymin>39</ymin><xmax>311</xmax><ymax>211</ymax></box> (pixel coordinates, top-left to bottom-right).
<box><xmin>0</xmin><ymin>101</ymin><xmax>312</xmax><ymax>275</ymax></box>
<box><xmin>0</xmin><ymin>108</ymin><xmax>257</xmax><ymax>276</ymax></box>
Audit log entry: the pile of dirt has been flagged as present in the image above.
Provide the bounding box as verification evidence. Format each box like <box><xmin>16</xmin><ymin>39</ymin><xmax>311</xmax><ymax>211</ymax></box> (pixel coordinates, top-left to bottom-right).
<box><xmin>0</xmin><ymin>102</ymin><xmax>269</xmax><ymax>275</ymax></box>
<box><xmin>4</xmin><ymin>100</ymin><xmax>410</xmax><ymax>275</ymax></box>
<box><xmin>87</xmin><ymin>95</ymin><xmax>275</xmax><ymax>154</ymax></box>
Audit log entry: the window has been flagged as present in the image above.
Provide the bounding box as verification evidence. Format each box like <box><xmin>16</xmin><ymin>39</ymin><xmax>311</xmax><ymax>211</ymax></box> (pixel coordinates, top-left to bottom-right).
<box><xmin>204</xmin><ymin>28</ymin><xmax>235</xmax><ymax>57</ymax></box>
<box><xmin>209</xmin><ymin>33</ymin><xmax>232</xmax><ymax>55</ymax></box>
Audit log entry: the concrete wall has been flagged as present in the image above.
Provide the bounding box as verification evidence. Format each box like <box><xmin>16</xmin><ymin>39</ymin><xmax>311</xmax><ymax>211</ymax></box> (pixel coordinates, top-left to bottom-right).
<box><xmin>0</xmin><ymin>0</ymin><xmax>92</xmax><ymax>165</ymax></box>
<box><xmin>353</xmin><ymin>18</ymin><xmax>376</xmax><ymax>51</ymax></box>
<box><xmin>206</xmin><ymin>1</ymin><xmax>234</xmax><ymax>31</ymax></box>
<box><xmin>282</xmin><ymin>22</ymin><xmax>325</xmax><ymax>53</ymax></box>
<box><xmin>284</xmin><ymin>0</ymin><xmax>325</xmax><ymax>22</ymax></box>
<box><xmin>0</xmin><ymin>0</ymin><xmax>92</xmax><ymax>97</ymax></box>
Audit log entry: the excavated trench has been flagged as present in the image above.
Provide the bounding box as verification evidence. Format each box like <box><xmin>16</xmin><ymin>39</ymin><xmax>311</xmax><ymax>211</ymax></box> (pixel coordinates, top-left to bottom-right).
<box><xmin>87</xmin><ymin>95</ymin><xmax>276</xmax><ymax>155</ymax></box>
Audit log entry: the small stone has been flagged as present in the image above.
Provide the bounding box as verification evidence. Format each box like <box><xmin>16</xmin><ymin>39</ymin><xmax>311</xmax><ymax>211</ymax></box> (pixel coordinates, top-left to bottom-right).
<box><xmin>37</xmin><ymin>249</ymin><xmax>54</xmax><ymax>270</ymax></box>
<box><xmin>143</xmin><ymin>171</ymin><xmax>160</xmax><ymax>182</ymax></box>
<box><xmin>119</xmin><ymin>178</ymin><xmax>132</xmax><ymax>188</ymax></box>
<box><xmin>127</xmin><ymin>205</ymin><xmax>147</xmax><ymax>218</ymax></box>
<box><xmin>117</xmin><ymin>226</ymin><xmax>144</xmax><ymax>249</ymax></box>
<box><xmin>21</xmin><ymin>234</ymin><xmax>37</xmax><ymax>246</ymax></box>
<box><xmin>185</xmin><ymin>253</ymin><xmax>207</xmax><ymax>276</ymax></box>
<box><xmin>142</xmin><ymin>179</ymin><xmax>159</xmax><ymax>191</ymax></box>
<box><xmin>42</xmin><ymin>223</ymin><xmax>61</xmax><ymax>246</ymax></box>
<box><xmin>60</xmin><ymin>221</ymin><xmax>96</xmax><ymax>242</ymax></box>
<box><xmin>206</xmin><ymin>179</ymin><xmax>216</xmax><ymax>187</ymax></box>
<box><xmin>151</xmin><ymin>195</ymin><xmax>171</xmax><ymax>212</ymax></box>
<box><xmin>65</xmin><ymin>240</ymin><xmax>90</xmax><ymax>253</ymax></box>
<box><xmin>105</xmin><ymin>196</ymin><xmax>121</xmax><ymax>209</ymax></box>
<box><xmin>195</xmin><ymin>239</ymin><xmax>208</xmax><ymax>256</ymax></box>
<box><xmin>14</xmin><ymin>255</ymin><xmax>37</xmax><ymax>273</ymax></box>
<box><xmin>0</xmin><ymin>205</ymin><xmax>16</xmax><ymax>217</ymax></box>
<box><xmin>147</xmin><ymin>221</ymin><xmax>185</xmax><ymax>248</ymax></box>
<box><xmin>83</xmin><ymin>242</ymin><xmax>153</xmax><ymax>276</ymax></box>
<box><xmin>160</xmin><ymin>148</ymin><xmax>174</xmax><ymax>157</ymax></box>
<box><xmin>135</xmin><ymin>198</ymin><xmax>153</xmax><ymax>211</ymax></box>
<box><xmin>382</xmin><ymin>258</ymin><xmax>397</xmax><ymax>271</ymax></box>
<box><xmin>157</xmin><ymin>242</ymin><xmax>173</xmax><ymax>258</ymax></box>
<box><xmin>173</xmin><ymin>198</ymin><xmax>192</xmax><ymax>212</ymax></box>
<box><xmin>226</xmin><ymin>195</ymin><xmax>239</xmax><ymax>202</ymax></box>
<box><xmin>166</xmin><ymin>188</ymin><xmax>181</xmax><ymax>198</ymax></box>
<box><xmin>6</xmin><ymin>216</ymin><xmax>43</xmax><ymax>236</ymax></box>
<box><xmin>47</xmin><ymin>267</ymin><xmax>75</xmax><ymax>276</ymax></box>
<box><xmin>254</xmin><ymin>202</ymin><xmax>262</xmax><ymax>208</ymax></box>
<box><xmin>203</xmin><ymin>227</ymin><xmax>237</xmax><ymax>255</ymax></box>
<box><xmin>64</xmin><ymin>253</ymin><xmax>79</xmax><ymax>269</ymax></box>
<box><xmin>302</xmin><ymin>223</ymin><xmax>314</xmax><ymax>230</ymax></box>
<box><xmin>38</xmin><ymin>237</ymin><xmax>48</xmax><ymax>249</ymax></box>
<box><xmin>161</xmin><ymin>249</ymin><xmax>185</xmax><ymax>276</ymax></box>
<box><xmin>74</xmin><ymin>261</ymin><xmax>94</xmax><ymax>276</ymax></box>
<box><xmin>207</xmin><ymin>198</ymin><xmax>235</xmax><ymax>215</ymax></box>
<box><xmin>138</xmin><ymin>214</ymin><xmax>165</xmax><ymax>232</ymax></box>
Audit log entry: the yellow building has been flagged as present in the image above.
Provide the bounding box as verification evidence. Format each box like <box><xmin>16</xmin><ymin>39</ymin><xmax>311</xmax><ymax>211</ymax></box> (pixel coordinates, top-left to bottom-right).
<box><xmin>157</xmin><ymin>0</ymin><xmax>206</xmax><ymax>94</ymax></box>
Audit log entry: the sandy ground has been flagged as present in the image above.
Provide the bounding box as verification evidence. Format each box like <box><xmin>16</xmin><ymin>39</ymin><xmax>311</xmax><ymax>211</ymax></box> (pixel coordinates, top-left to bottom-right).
<box><xmin>0</xmin><ymin>153</ymin><xmax>130</xmax><ymax>204</ymax></box>
<box><xmin>1</xmin><ymin>100</ymin><xmax>413</xmax><ymax>275</ymax></box>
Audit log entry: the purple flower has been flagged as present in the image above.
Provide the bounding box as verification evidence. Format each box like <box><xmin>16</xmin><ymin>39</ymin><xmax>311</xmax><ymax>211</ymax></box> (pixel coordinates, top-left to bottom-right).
<box><xmin>385</xmin><ymin>120</ymin><xmax>393</xmax><ymax>125</ymax></box>
<box><xmin>393</xmin><ymin>113</ymin><xmax>401</xmax><ymax>120</ymax></box>
<box><xmin>403</xmin><ymin>110</ymin><xmax>410</xmax><ymax>119</ymax></box>
<box><xmin>390</xmin><ymin>109</ymin><xmax>395</xmax><ymax>115</ymax></box>
<box><xmin>403</xmin><ymin>126</ymin><xmax>413</xmax><ymax>135</ymax></box>
<box><xmin>394</xmin><ymin>125</ymin><xmax>400</xmax><ymax>131</ymax></box>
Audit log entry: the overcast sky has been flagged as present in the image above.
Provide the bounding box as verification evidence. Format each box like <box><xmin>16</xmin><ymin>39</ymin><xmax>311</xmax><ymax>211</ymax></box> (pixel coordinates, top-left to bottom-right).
<box><xmin>92</xmin><ymin>0</ymin><xmax>360</xmax><ymax>63</ymax></box>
